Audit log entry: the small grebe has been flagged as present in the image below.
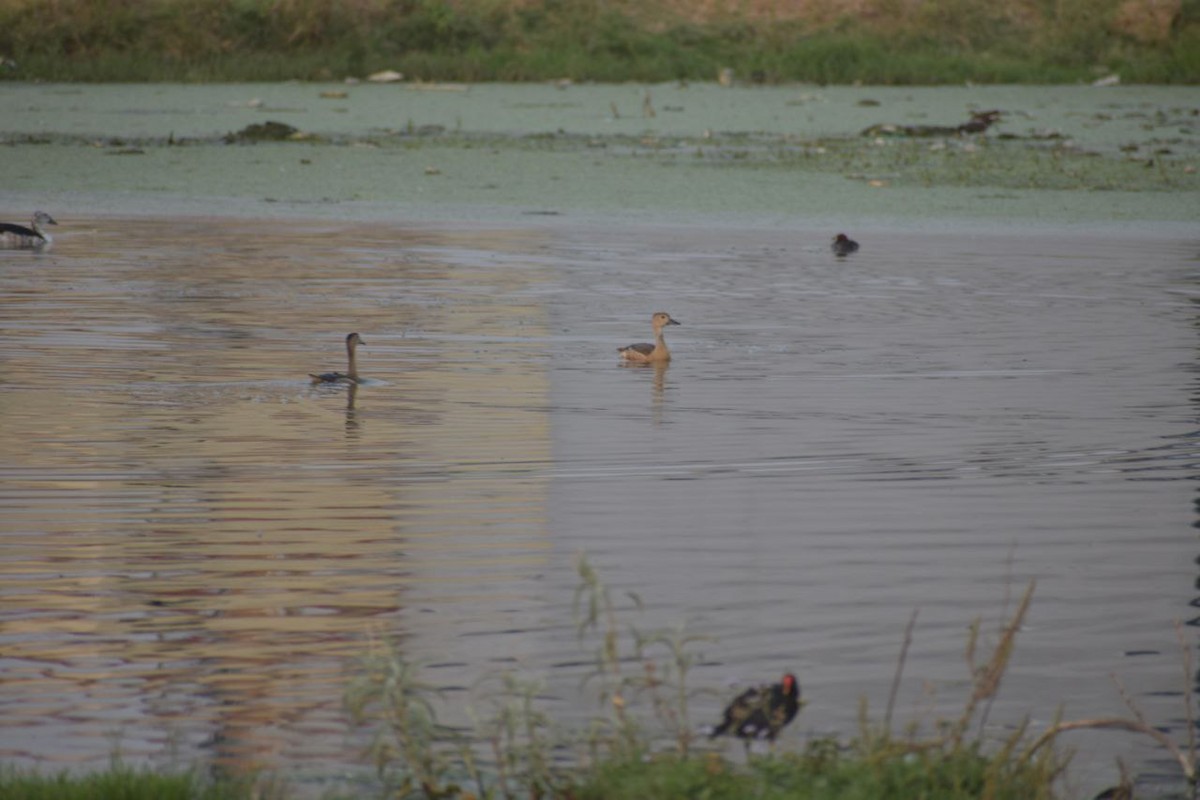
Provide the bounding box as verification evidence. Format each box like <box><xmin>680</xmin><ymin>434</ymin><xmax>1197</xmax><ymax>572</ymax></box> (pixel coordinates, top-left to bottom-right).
<box><xmin>310</xmin><ymin>332</ymin><xmax>365</xmax><ymax>383</ymax></box>
<box><xmin>831</xmin><ymin>233</ymin><xmax>859</xmax><ymax>257</ymax></box>
<box><xmin>0</xmin><ymin>211</ymin><xmax>57</xmax><ymax>249</ymax></box>
<box><xmin>618</xmin><ymin>312</ymin><xmax>680</xmax><ymax>364</ymax></box>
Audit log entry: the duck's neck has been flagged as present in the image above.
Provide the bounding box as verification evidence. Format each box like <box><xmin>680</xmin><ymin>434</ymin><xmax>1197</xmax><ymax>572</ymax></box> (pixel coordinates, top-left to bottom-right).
<box><xmin>31</xmin><ymin>220</ymin><xmax>50</xmax><ymax>243</ymax></box>
<box><xmin>346</xmin><ymin>342</ymin><xmax>358</xmax><ymax>379</ymax></box>
<box><xmin>654</xmin><ymin>329</ymin><xmax>669</xmax><ymax>354</ymax></box>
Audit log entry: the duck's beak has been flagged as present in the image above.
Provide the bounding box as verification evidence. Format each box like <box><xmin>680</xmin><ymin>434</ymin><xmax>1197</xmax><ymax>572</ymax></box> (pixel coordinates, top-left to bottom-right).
<box><xmin>667</xmin><ymin>318</ymin><xmax>681</xmax><ymax>326</ymax></box>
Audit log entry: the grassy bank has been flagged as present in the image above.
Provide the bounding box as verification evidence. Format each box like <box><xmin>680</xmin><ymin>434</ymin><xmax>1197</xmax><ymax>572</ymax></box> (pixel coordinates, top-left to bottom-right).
<box><xmin>3</xmin><ymin>561</ymin><xmax>1195</xmax><ymax>799</ymax></box>
<box><xmin>0</xmin><ymin>763</ymin><xmax>261</xmax><ymax>800</ymax></box>
<box><xmin>0</xmin><ymin>0</ymin><xmax>1197</xmax><ymax>84</ymax></box>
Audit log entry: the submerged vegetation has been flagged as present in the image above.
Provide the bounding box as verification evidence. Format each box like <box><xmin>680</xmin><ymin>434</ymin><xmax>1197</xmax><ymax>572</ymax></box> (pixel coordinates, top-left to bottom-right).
<box><xmin>0</xmin><ymin>0</ymin><xmax>1196</xmax><ymax>84</ymax></box>
<box><xmin>4</xmin><ymin>559</ymin><xmax>1197</xmax><ymax>798</ymax></box>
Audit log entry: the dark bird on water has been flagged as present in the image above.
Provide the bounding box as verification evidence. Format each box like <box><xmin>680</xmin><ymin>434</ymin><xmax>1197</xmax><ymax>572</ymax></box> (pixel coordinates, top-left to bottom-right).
<box><xmin>831</xmin><ymin>233</ymin><xmax>859</xmax><ymax>257</ymax></box>
<box><xmin>710</xmin><ymin>672</ymin><xmax>802</xmax><ymax>743</ymax></box>
<box><xmin>0</xmin><ymin>210</ymin><xmax>57</xmax><ymax>249</ymax></box>
<box><xmin>310</xmin><ymin>332</ymin><xmax>365</xmax><ymax>384</ymax></box>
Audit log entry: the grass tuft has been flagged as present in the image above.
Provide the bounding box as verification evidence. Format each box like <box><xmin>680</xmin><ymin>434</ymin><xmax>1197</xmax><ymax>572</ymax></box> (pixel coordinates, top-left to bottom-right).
<box><xmin>0</xmin><ymin>762</ymin><xmax>259</xmax><ymax>800</ymax></box>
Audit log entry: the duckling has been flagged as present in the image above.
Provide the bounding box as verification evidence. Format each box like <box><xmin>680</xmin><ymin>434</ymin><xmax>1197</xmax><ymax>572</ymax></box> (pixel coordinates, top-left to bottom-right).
<box><xmin>831</xmin><ymin>233</ymin><xmax>859</xmax><ymax>257</ymax></box>
<box><xmin>0</xmin><ymin>211</ymin><xmax>57</xmax><ymax>249</ymax></box>
<box><xmin>618</xmin><ymin>312</ymin><xmax>680</xmax><ymax>363</ymax></box>
<box><xmin>310</xmin><ymin>332</ymin><xmax>365</xmax><ymax>384</ymax></box>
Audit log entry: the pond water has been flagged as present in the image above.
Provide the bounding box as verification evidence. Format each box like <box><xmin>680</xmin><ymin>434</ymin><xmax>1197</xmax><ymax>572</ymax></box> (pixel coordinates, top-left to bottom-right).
<box><xmin>1</xmin><ymin>213</ymin><xmax>1197</xmax><ymax>798</ymax></box>
<box><xmin>1</xmin><ymin>80</ymin><xmax>1199</xmax><ymax>798</ymax></box>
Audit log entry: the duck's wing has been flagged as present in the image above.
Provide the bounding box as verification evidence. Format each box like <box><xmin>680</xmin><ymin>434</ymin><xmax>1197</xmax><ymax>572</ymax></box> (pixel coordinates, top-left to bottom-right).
<box><xmin>0</xmin><ymin>222</ymin><xmax>40</xmax><ymax>238</ymax></box>
<box><xmin>310</xmin><ymin>371</ymin><xmax>346</xmax><ymax>383</ymax></box>
<box><xmin>618</xmin><ymin>342</ymin><xmax>655</xmax><ymax>356</ymax></box>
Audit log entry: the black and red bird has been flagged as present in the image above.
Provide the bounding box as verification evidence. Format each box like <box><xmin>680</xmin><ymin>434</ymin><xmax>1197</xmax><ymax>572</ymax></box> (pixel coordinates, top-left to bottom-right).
<box><xmin>710</xmin><ymin>672</ymin><xmax>802</xmax><ymax>742</ymax></box>
<box><xmin>831</xmin><ymin>233</ymin><xmax>859</xmax><ymax>257</ymax></box>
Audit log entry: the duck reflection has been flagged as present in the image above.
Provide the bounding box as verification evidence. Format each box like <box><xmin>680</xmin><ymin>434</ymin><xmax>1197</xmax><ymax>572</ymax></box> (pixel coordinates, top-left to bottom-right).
<box><xmin>619</xmin><ymin>358</ymin><xmax>671</xmax><ymax>422</ymax></box>
<box><xmin>651</xmin><ymin>359</ymin><xmax>668</xmax><ymax>412</ymax></box>
<box><xmin>345</xmin><ymin>382</ymin><xmax>360</xmax><ymax>438</ymax></box>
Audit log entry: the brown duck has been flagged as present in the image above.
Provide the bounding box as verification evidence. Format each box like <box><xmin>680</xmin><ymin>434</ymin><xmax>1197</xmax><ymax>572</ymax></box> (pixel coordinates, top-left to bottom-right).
<box><xmin>618</xmin><ymin>312</ymin><xmax>680</xmax><ymax>364</ymax></box>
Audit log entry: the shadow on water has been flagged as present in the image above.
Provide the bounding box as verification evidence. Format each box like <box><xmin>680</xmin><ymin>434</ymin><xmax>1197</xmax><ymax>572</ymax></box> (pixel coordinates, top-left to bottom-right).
<box><xmin>0</xmin><ymin>215</ymin><xmax>1198</xmax><ymax>795</ymax></box>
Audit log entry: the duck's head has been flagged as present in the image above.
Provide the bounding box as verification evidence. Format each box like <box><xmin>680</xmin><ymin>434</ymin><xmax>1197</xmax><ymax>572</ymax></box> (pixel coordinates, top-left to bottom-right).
<box><xmin>33</xmin><ymin>211</ymin><xmax>57</xmax><ymax>227</ymax></box>
<box><xmin>346</xmin><ymin>332</ymin><xmax>365</xmax><ymax>348</ymax></box>
<box><xmin>651</xmin><ymin>312</ymin><xmax>680</xmax><ymax>330</ymax></box>
<box><xmin>833</xmin><ymin>233</ymin><xmax>851</xmax><ymax>244</ymax></box>
<box><xmin>780</xmin><ymin>673</ymin><xmax>800</xmax><ymax>699</ymax></box>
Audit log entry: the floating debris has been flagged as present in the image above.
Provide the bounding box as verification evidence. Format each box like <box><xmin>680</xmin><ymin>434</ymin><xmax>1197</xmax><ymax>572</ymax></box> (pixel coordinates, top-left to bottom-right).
<box><xmin>861</xmin><ymin>109</ymin><xmax>1001</xmax><ymax>138</ymax></box>
<box><xmin>367</xmin><ymin>70</ymin><xmax>404</xmax><ymax>83</ymax></box>
<box><xmin>319</xmin><ymin>90</ymin><xmax>349</xmax><ymax>99</ymax></box>
<box><xmin>223</xmin><ymin>120</ymin><xmax>300</xmax><ymax>143</ymax></box>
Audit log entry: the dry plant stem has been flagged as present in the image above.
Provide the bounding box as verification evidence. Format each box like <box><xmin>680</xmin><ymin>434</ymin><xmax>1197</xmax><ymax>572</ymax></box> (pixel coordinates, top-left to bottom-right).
<box><xmin>884</xmin><ymin>608</ymin><xmax>919</xmax><ymax>734</ymax></box>
<box><xmin>633</xmin><ymin>627</ymin><xmax>709</xmax><ymax>757</ymax></box>
<box><xmin>1115</xmin><ymin>671</ymin><xmax>1197</xmax><ymax>787</ymax></box>
<box><xmin>1022</xmin><ymin>669</ymin><xmax>1197</xmax><ymax>788</ymax></box>
<box><xmin>574</xmin><ymin>556</ymin><xmax>637</xmax><ymax>754</ymax></box>
<box><xmin>1176</xmin><ymin>619</ymin><xmax>1197</xmax><ymax>768</ymax></box>
<box><xmin>488</xmin><ymin>719</ymin><xmax>512</xmax><ymax>799</ymax></box>
<box><xmin>949</xmin><ymin>579</ymin><xmax>1036</xmax><ymax>750</ymax></box>
<box><xmin>981</xmin><ymin>542</ymin><xmax>1020</xmax><ymax>735</ymax></box>
<box><xmin>456</xmin><ymin>739</ymin><xmax>488</xmax><ymax>800</ymax></box>
<box><xmin>1026</xmin><ymin>717</ymin><xmax>1196</xmax><ymax>783</ymax></box>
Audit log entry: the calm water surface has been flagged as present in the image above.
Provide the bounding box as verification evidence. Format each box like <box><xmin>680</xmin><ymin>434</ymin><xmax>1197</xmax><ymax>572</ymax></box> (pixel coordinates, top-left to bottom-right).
<box><xmin>1</xmin><ymin>216</ymin><xmax>1197</xmax><ymax>795</ymax></box>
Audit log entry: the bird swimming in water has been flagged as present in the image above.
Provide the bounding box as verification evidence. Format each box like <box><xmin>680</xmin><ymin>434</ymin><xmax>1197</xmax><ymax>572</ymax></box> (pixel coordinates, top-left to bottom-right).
<box><xmin>831</xmin><ymin>233</ymin><xmax>859</xmax><ymax>257</ymax></box>
<box><xmin>310</xmin><ymin>332</ymin><xmax>365</xmax><ymax>384</ymax></box>
<box><xmin>618</xmin><ymin>312</ymin><xmax>680</xmax><ymax>364</ymax></box>
<box><xmin>710</xmin><ymin>673</ymin><xmax>802</xmax><ymax>745</ymax></box>
<box><xmin>0</xmin><ymin>211</ymin><xmax>58</xmax><ymax>249</ymax></box>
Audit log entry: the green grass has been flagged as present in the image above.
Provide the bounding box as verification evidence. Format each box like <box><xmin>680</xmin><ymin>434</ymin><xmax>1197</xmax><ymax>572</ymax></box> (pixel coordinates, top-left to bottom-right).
<box><xmin>0</xmin><ymin>748</ymin><xmax>1060</xmax><ymax>800</ymax></box>
<box><xmin>573</xmin><ymin>742</ymin><xmax>1058</xmax><ymax>800</ymax></box>
<box><xmin>0</xmin><ymin>0</ymin><xmax>1196</xmax><ymax>83</ymax></box>
<box><xmin>0</xmin><ymin>763</ymin><xmax>258</xmax><ymax>800</ymax></box>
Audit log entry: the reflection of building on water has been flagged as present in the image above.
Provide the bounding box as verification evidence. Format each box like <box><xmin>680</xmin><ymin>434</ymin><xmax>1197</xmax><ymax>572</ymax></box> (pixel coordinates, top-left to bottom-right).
<box><xmin>0</xmin><ymin>219</ymin><xmax>554</xmax><ymax>779</ymax></box>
